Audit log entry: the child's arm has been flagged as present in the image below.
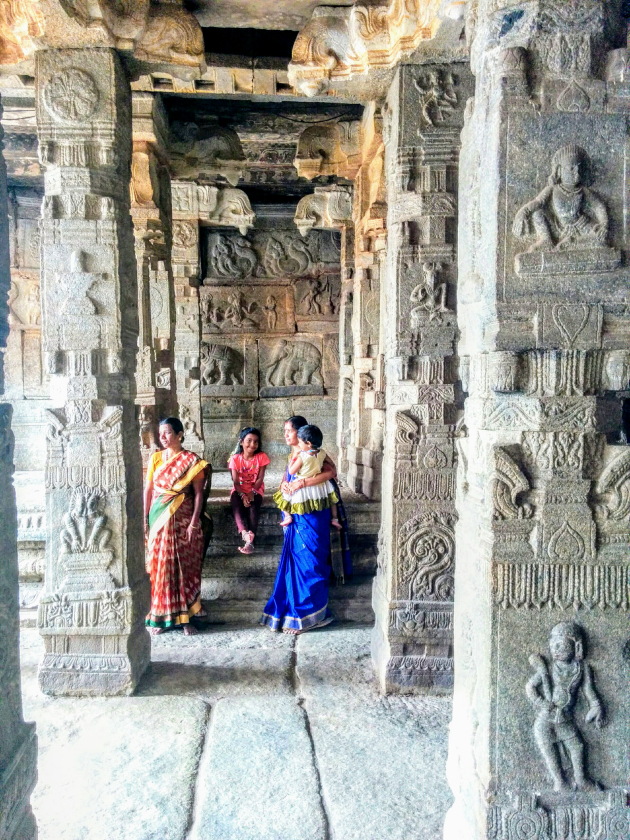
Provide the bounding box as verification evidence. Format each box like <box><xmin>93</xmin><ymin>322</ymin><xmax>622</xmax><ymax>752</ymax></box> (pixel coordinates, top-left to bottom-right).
<box><xmin>230</xmin><ymin>468</ymin><xmax>241</xmax><ymax>492</ymax></box>
<box><xmin>287</xmin><ymin>454</ymin><xmax>303</xmax><ymax>476</ymax></box>
<box><xmin>253</xmin><ymin>465</ymin><xmax>267</xmax><ymax>492</ymax></box>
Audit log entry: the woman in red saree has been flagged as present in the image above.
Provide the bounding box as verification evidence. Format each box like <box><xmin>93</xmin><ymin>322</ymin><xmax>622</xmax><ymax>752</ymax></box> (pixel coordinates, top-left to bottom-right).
<box><xmin>144</xmin><ymin>417</ymin><xmax>209</xmax><ymax>635</ymax></box>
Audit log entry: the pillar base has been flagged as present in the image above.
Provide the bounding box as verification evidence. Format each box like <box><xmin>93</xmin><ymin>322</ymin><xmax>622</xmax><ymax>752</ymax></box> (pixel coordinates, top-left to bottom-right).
<box><xmin>0</xmin><ymin>726</ymin><xmax>37</xmax><ymax>840</ymax></box>
<box><xmin>38</xmin><ymin>622</ymin><xmax>150</xmax><ymax>697</ymax></box>
<box><xmin>371</xmin><ymin>576</ymin><xmax>454</xmax><ymax>695</ymax></box>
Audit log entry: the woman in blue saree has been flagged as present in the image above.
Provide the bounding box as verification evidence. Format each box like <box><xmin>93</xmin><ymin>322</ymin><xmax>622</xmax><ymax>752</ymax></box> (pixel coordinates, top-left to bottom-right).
<box><xmin>260</xmin><ymin>415</ymin><xmax>352</xmax><ymax>635</ymax></box>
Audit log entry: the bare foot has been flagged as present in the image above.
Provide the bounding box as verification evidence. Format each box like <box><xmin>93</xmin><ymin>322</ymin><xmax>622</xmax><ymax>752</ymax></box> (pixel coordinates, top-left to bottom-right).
<box><xmin>238</xmin><ymin>543</ymin><xmax>254</xmax><ymax>554</ymax></box>
<box><xmin>149</xmin><ymin>627</ymin><xmax>164</xmax><ymax>636</ymax></box>
<box><xmin>282</xmin><ymin>627</ymin><xmax>301</xmax><ymax>635</ymax></box>
<box><xmin>183</xmin><ymin>624</ymin><xmax>198</xmax><ymax>636</ymax></box>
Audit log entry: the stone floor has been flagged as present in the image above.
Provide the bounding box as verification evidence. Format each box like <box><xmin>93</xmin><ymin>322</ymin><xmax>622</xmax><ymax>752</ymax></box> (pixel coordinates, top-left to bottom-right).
<box><xmin>20</xmin><ymin>622</ymin><xmax>453</xmax><ymax>840</ymax></box>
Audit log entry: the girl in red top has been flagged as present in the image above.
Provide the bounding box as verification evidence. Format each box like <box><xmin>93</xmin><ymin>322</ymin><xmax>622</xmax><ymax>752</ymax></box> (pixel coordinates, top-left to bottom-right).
<box><xmin>228</xmin><ymin>427</ymin><xmax>270</xmax><ymax>555</ymax></box>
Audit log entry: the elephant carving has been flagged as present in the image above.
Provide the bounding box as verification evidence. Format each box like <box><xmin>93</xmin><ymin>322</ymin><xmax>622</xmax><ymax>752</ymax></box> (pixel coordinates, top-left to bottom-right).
<box><xmin>200</xmin><ymin>342</ymin><xmax>243</xmax><ymax>386</ymax></box>
<box><xmin>265</xmin><ymin>340</ymin><xmax>323</xmax><ymax>387</ymax></box>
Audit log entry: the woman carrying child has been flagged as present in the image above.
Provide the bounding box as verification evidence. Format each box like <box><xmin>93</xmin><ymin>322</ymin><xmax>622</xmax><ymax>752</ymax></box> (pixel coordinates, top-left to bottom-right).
<box><xmin>276</xmin><ymin>424</ymin><xmax>342</xmax><ymax>529</ymax></box>
<box><xmin>228</xmin><ymin>427</ymin><xmax>270</xmax><ymax>555</ymax></box>
<box><xmin>261</xmin><ymin>419</ymin><xmax>340</xmax><ymax>634</ymax></box>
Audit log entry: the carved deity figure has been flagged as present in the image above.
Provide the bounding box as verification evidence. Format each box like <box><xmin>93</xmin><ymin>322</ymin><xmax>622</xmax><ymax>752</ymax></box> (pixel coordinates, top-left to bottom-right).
<box><xmin>526</xmin><ymin>622</ymin><xmax>605</xmax><ymax>793</ymax></box>
<box><xmin>513</xmin><ymin>145</ymin><xmax>609</xmax><ymax>252</ymax></box>
<box><xmin>202</xmin><ymin>294</ymin><xmax>223</xmax><ymax>331</ymax></box>
<box><xmin>60</xmin><ymin>489</ymin><xmax>111</xmax><ymax>554</ymax></box>
<box><xmin>223</xmin><ymin>292</ymin><xmax>258</xmax><ymax>330</ymax></box>
<box><xmin>410</xmin><ymin>262</ymin><xmax>449</xmax><ymax>326</ymax></box>
<box><xmin>300</xmin><ymin>278</ymin><xmax>323</xmax><ymax>315</ymax></box>
<box><xmin>413</xmin><ymin>70</ymin><xmax>457</xmax><ymax>127</ymax></box>
<box><xmin>263</xmin><ymin>295</ymin><xmax>278</xmax><ymax>331</ymax></box>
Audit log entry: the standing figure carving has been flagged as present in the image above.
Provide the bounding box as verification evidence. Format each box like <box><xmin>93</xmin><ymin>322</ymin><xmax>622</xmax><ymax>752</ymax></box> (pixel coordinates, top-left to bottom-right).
<box><xmin>513</xmin><ymin>145</ymin><xmax>608</xmax><ymax>252</ymax></box>
<box><xmin>263</xmin><ymin>295</ymin><xmax>277</xmax><ymax>330</ymax></box>
<box><xmin>526</xmin><ymin>622</ymin><xmax>605</xmax><ymax>792</ymax></box>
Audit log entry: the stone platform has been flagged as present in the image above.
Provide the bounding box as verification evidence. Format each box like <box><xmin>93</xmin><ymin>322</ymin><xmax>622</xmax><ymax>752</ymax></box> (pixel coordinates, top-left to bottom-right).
<box><xmin>20</xmin><ymin>623</ymin><xmax>452</xmax><ymax>840</ymax></box>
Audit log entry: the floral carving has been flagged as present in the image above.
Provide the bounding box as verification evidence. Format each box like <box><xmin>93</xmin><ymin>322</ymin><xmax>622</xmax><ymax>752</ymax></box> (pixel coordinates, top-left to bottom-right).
<box><xmin>42</xmin><ymin>68</ymin><xmax>99</xmax><ymax>123</ymax></box>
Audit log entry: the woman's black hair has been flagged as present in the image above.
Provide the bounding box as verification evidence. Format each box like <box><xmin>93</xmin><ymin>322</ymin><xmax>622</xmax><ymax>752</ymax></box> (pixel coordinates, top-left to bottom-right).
<box><xmin>297</xmin><ymin>424</ymin><xmax>323</xmax><ymax>449</ymax></box>
<box><xmin>285</xmin><ymin>415</ymin><xmax>308</xmax><ymax>431</ymax></box>
<box><xmin>234</xmin><ymin>426</ymin><xmax>262</xmax><ymax>455</ymax></box>
<box><xmin>159</xmin><ymin>417</ymin><xmax>184</xmax><ymax>438</ymax></box>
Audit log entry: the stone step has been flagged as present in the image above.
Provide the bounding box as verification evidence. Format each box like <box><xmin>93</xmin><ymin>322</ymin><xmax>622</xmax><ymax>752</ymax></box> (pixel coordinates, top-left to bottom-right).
<box><xmin>201</xmin><ymin>574</ymin><xmax>375</xmax><ymax>625</ymax></box>
<box><xmin>203</xmin><ymin>496</ymin><xmax>379</xmax><ymax>624</ymax></box>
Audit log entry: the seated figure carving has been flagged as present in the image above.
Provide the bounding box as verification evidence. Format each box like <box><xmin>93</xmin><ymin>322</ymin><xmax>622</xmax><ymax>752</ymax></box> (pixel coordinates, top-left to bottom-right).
<box><xmin>513</xmin><ymin>145</ymin><xmax>609</xmax><ymax>252</ymax></box>
<box><xmin>526</xmin><ymin>621</ymin><xmax>605</xmax><ymax>793</ymax></box>
<box><xmin>60</xmin><ymin>489</ymin><xmax>111</xmax><ymax>554</ymax></box>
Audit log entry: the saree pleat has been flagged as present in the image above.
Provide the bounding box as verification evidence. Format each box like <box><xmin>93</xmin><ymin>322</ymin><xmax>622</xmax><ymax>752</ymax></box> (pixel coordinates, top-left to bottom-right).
<box><xmin>260</xmin><ymin>508</ymin><xmax>332</xmax><ymax>631</ymax></box>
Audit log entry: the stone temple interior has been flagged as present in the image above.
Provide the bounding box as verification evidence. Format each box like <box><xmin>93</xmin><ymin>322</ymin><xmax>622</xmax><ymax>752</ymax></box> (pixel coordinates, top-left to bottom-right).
<box><xmin>0</xmin><ymin>2</ymin><xmax>629</xmax><ymax>839</ymax></box>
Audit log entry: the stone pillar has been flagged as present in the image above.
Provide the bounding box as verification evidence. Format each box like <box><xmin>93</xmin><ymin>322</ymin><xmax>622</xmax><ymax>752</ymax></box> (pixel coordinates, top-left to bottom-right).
<box><xmin>36</xmin><ymin>49</ymin><xmax>150</xmax><ymax>696</ymax></box>
<box><xmin>0</xmin><ymin>96</ymin><xmax>37</xmax><ymax>840</ymax></box>
<box><xmin>346</xmin><ymin>103</ymin><xmax>387</xmax><ymax>500</ymax></box>
<box><xmin>371</xmin><ymin>63</ymin><xmax>472</xmax><ymax>693</ymax></box>
<box><xmin>171</xmin><ymin>181</ymin><xmax>205</xmax><ymax>459</ymax></box>
<box><xmin>131</xmin><ymin>92</ymin><xmax>177</xmax><ymax>468</ymax></box>
<box><xmin>446</xmin><ymin>3</ymin><xmax>630</xmax><ymax>837</ymax></box>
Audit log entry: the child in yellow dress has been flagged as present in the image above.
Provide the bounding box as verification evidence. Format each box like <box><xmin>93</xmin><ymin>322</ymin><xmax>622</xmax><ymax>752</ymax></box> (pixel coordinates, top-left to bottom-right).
<box><xmin>274</xmin><ymin>424</ymin><xmax>342</xmax><ymax>530</ymax></box>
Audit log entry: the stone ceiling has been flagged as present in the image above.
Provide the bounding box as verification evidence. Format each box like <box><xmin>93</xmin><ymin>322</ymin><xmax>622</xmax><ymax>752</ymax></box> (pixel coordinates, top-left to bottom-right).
<box><xmin>186</xmin><ymin>0</ymin><xmax>354</xmax><ymax>32</ymax></box>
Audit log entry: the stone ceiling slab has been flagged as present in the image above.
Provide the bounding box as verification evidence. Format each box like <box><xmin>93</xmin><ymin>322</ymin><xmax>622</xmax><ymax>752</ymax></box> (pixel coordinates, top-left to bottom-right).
<box><xmin>188</xmin><ymin>0</ymin><xmax>354</xmax><ymax>32</ymax></box>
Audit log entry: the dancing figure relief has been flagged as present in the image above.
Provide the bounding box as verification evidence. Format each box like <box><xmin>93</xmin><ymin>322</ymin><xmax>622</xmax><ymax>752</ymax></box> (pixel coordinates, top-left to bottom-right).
<box><xmin>526</xmin><ymin>622</ymin><xmax>605</xmax><ymax>793</ymax></box>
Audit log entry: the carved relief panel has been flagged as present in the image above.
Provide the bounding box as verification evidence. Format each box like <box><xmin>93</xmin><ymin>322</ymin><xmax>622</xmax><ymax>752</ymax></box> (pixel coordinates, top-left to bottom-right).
<box><xmin>200</xmin><ymin>284</ymin><xmax>295</xmax><ymax>335</ymax></box>
<box><xmin>200</xmin><ymin>339</ymin><xmax>258</xmax><ymax>399</ymax></box>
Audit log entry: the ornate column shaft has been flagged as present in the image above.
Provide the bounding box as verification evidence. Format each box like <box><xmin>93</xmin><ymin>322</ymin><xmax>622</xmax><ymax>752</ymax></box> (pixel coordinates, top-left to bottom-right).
<box><xmin>446</xmin><ymin>3</ymin><xmax>630</xmax><ymax>837</ymax></box>
<box><xmin>131</xmin><ymin>92</ymin><xmax>176</xmax><ymax>468</ymax></box>
<box><xmin>36</xmin><ymin>49</ymin><xmax>150</xmax><ymax>695</ymax></box>
<box><xmin>347</xmin><ymin>103</ymin><xmax>387</xmax><ymax>500</ymax></box>
<box><xmin>371</xmin><ymin>62</ymin><xmax>472</xmax><ymax>693</ymax></box>
<box><xmin>0</xmin><ymin>94</ymin><xmax>37</xmax><ymax>840</ymax></box>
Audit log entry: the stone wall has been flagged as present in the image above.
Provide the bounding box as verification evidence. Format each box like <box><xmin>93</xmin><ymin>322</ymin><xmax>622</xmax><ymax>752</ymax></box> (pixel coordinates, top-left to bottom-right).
<box><xmin>199</xmin><ymin>207</ymin><xmax>341</xmax><ymax>468</ymax></box>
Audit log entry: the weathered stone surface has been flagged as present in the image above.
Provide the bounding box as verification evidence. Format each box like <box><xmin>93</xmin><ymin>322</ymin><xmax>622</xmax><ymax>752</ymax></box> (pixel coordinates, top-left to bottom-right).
<box><xmin>297</xmin><ymin>627</ymin><xmax>452</xmax><ymax>840</ymax></box>
<box><xmin>20</xmin><ymin>629</ymin><xmax>207</xmax><ymax>840</ymax></box>
<box><xmin>190</xmin><ymin>696</ymin><xmax>327</xmax><ymax>840</ymax></box>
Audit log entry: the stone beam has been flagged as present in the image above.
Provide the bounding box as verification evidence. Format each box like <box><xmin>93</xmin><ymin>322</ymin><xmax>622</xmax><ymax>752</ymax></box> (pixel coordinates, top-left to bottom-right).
<box><xmin>371</xmin><ymin>61</ymin><xmax>473</xmax><ymax>694</ymax></box>
<box><xmin>294</xmin><ymin>120</ymin><xmax>360</xmax><ymax>180</ymax></box>
<box><xmin>288</xmin><ymin>0</ymin><xmax>468</xmax><ymax>97</ymax></box>
<box><xmin>36</xmin><ymin>48</ymin><xmax>150</xmax><ymax>695</ymax></box>
<box><xmin>446</xmin><ymin>2</ymin><xmax>630</xmax><ymax>837</ymax></box>
<box><xmin>0</xmin><ymin>93</ymin><xmax>37</xmax><ymax>840</ymax></box>
<box><xmin>0</xmin><ymin>1</ymin><xmax>205</xmax><ymax>77</ymax></box>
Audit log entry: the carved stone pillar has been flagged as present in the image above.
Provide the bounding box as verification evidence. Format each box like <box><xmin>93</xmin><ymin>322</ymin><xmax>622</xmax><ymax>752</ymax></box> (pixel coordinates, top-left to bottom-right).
<box><xmin>36</xmin><ymin>49</ymin><xmax>150</xmax><ymax>695</ymax></box>
<box><xmin>346</xmin><ymin>103</ymin><xmax>387</xmax><ymax>500</ymax></box>
<box><xmin>446</xmin><ymin>3</ymin><xmax>630</xmax><ymax>837</ymax></box>
<box><xmin>371</xmin><ymin>63</ymin><xmax>472</xmax><ymax>693</ymax></box>
<box><xmin>0</xmin><ymin>94</ymin><xmax>37</xmax><ymax>840</ymax></box>
<box><xmin>131</xmin><ymin>92</ymin><xmax>176</xmax><ymax>468</ymax></box>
